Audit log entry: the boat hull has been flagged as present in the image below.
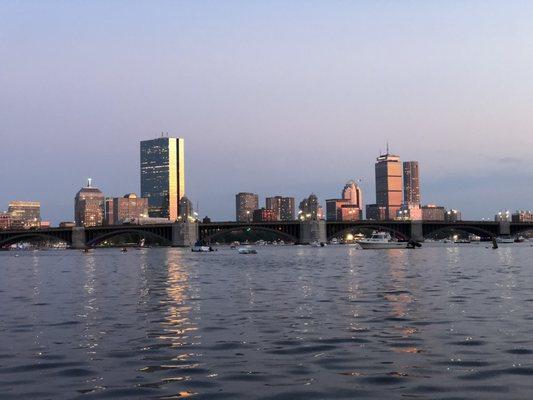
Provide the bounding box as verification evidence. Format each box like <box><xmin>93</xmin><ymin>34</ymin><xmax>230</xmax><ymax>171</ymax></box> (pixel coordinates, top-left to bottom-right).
<box><xmin>358</xmin><ymin>241</ymin><xmax>407</xmax><ymax>249</ymax></box>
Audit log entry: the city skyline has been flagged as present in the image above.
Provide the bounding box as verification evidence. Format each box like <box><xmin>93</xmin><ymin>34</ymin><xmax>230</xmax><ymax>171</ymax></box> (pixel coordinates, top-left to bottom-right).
<box><xmin>2</xmin><ymin>2</ymin><xmax>533</xmax><ymax>222</ymax></box>
<box><xmin>1</xmin><ymin>138</ymin><xmax>532</xmax><ymax>224</ymax></box>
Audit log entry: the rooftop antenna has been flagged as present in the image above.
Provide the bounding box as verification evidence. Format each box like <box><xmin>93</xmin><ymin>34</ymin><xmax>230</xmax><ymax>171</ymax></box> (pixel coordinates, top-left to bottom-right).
<box><xmin>386</xmin><ymin>141</ymin><xmax>390</xmax><ymax>155</ymax></box>
<box><xmin>87</xmin><ymin>177</ymin><xmax>92</xmax><ymax>187</ymax></box>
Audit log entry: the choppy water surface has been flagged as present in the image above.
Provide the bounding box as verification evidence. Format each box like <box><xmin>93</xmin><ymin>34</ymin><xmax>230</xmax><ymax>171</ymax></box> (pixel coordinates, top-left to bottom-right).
<box><xmin>1</xmin><ymin>245</ymin><xmax>533</xmax><ymax>399</ymax></box>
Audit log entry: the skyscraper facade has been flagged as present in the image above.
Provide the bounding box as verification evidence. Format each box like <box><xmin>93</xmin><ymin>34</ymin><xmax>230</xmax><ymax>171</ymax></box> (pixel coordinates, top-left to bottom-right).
<box><xmin>326</xmin><ymin>180</ymin><xmax>363</xmax><ymax>221</ymax></box>
<box><xmin>105</xmin><ymin>193</ymin><xmax>148</xmax><ymax>225</ymax></box>
<box><xmin>179</xmin><ymin>196</ymin><xmax>194</xmax><ymax>221</ymax></box>
<box><xmin>375</xmin><ymin>152</ymin><xmax>403</xmax><ymax>220</ymax></box>
<box><xmin>299</xmin><ymin>194</ymin><xmax>321</xmax><ymax>220</ymax></box>
<box><xmin>75</xmin><ymin>179</ymin><xmax>105</xmax><ymax>227</ymax></box>
<box><xmin>7</xmin><ymin>201</ymin><xmax>41</xmax><ymax>229</ymax></box>
<box><xmin>403</xmin><ymin>161</ymin><xmax>420</xmax><ymax>206</ymax></box>
<box><xmin>266</xmin><ymin>196</ymin><xmax>295</xmax><ymax>221</ymax></box>
<box><xmin>236</xmin><ymin>192</ymin><xmax>258</xmax><ymax>222</ymax></box>
<box><xmin>140</xmin><ymin>137</ymin><xmax>185</xmax><ymax>221</ymax></box>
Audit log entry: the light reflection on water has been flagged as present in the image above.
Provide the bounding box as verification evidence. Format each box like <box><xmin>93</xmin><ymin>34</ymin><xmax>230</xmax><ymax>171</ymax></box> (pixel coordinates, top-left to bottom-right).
<box><xmin>0</xmin><ymin>245</ymin><xmax>533</xmax><ymax>399</ymax></box>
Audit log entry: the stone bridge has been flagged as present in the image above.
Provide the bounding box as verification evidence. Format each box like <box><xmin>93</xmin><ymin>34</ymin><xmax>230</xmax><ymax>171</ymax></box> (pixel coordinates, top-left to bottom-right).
<box><xmin>1</xmin><ymin>220</ymin><xmax>531</xmax><ymax>248</ymax></box>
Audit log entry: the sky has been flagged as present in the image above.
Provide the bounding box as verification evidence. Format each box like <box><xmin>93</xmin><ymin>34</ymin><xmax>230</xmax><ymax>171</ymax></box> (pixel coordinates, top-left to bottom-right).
<box><xmin>1</xmin><ymin>0</ymin><xmax>533</xmax><ymax>223</ymax></box>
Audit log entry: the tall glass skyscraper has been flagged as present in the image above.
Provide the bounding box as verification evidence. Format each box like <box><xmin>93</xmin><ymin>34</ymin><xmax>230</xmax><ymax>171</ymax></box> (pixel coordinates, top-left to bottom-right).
<box><xmin>403</xmin><ymin>161</ymin><xmax>420</xmax><ymax>206</ymax></box>
<box><xmin>140</xmin><ymin>137</ymin><xmax>185</xmax><ymax>221</ymax></box>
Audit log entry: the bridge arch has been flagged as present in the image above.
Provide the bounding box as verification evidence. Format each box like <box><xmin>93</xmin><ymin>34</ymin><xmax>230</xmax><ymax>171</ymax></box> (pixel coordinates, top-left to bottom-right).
<box><xmin>86</xmin><ymin>229</ymin><xmax>172</xmax><ymax>247</ymax></box>
<box><xmin>202</xmin><ymin>226</ymin><xmax>298</xmax><ymax>244</ymax></box>
<box><xmin>510</xmin><ymin>226</ymin><xmax>533</xmax><ymax>237</ymax></box>
<box><xmin>423</xmin><ymin>225</ymin><xmax>496</xmax><ymax>239</ymax></box>
<box><xmin>327</xmin><ymin>225</ymin><xmax>409</xmax><ymax>241</ymax></box>
<box><xmin>0</xmin><ymin>232</ymin><xmax>70</xmax><ymax>248</ymax></box>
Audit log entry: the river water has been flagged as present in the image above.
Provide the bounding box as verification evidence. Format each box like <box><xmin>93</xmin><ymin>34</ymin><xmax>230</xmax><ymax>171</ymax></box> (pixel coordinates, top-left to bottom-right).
<box><xmin>1</xmin><ymin>244</ymin><xmax>533</xmax><ymax>399</ymax></box>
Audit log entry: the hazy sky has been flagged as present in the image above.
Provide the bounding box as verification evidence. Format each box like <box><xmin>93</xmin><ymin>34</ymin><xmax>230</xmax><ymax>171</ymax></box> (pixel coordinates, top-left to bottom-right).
<box><xmin>1</xmin><ymin>1</ymin><xmax>533</xmax><ymax>223</ymax></box>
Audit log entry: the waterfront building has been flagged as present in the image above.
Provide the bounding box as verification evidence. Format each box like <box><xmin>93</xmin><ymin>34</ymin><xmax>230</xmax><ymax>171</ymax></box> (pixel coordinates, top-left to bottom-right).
<box><xmin>317</xmin><ymin>205</ymin><xmax>325</xmax><ymax>220</ymax></box>
<box><xmin>375</xmin><ymin>150</ymin><xmax>403</xmax><ymax>220</ymax></box>
<box><xmin>59</xmin><ymin>221</ymin><xmax>76</xmax><ymax>228</ymax></box>
<box><xmin>495</xmin><ymin>210</ymin><xmax>511</xmax><ymax>222</ymax></box>
<box><xmin>339</xmin><ymin>204</ymin><xmax>362</xmax><ymax>221</ymax></box>
<box><xmin>326</xmin><ymin>180</ymin><xmax>363</xmax><ymax>221</ymax></box>
<box><xmin>396</xmin><ymin>204</ymin><xmax>422</xmax><ymax>221</ymax></box>
<box><xmin>105</xmin><ymin>193</ymin><xmax>149</xmax><ymax>225</ymax></box>
<box><xmin>403</xmin><ymin>161</ymin><xmax>420</xmax><ymax>206</ymax></box>
<box><xmin>128</xmin><ymin>217</ymin><xmax>171</xmax><ymax>225</ymax></box>
<box><xmin>299</xmin><ymin>194</ymin><xmax>321</xmax><ymax>220</ymax></box>
<box><xmin>266</xmin><ymin>196</ymin><xmax>295</xmax><ymax>221</ymax></box>
<box><xmin>105</xmin><ymin>198</ymin><xmax>114</xmax><ymax>225</ymax></box>
<box><xmin>179</xmin><ymin>196</ymin><xmax>194</xmax><ymax>221</ymax></box>
<box><xmin>512</xmin><ymin>210</ymin><xmax>533</xmax><ymax>222</ymax></box>
<box><xmin>421</xmin><ymin>204</ymin><xmax>446</xmax><ymax>221</ymax></box>
<box><xmin>253</xmin><ymin>208</ymin><xmax>277</xmax><ymax>222</ymax></box>
<box><xmin>140</xmin><ymin>137</ymin><xmax>185</xmax><ymax>221</ymax></box>
<box><xmin>8</xmin><ymin>201</ymin><xmax>41</xmax><ymax>229</ymax></box>
<box><xmin>366</xmin><ymin>204</ymin><xmax>387</xmax><ymax>221</ymax></box>
<box><xmin>0</xmin><ymin>212</ymin><xmax>11</xmax><ymax>230</ymax></box>
<box><xmin>236</xmin><ymin>192</ymin><xmax>258</xmax><ymax>222</ymax></box>
<box><xmin>445</xmin><ymin>209</ymin><xmax>462</xmax><ymax>222</ymax></box>
<box><xmin>74</xmin><ymin>179</ymin><xmax>105</xmax><ymax>227</ymax></box>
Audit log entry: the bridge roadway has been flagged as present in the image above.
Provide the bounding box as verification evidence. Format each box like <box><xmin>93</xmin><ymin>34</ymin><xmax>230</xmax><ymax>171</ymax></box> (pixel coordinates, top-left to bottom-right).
<box><xmin>1</xmin><ymin>220</ymin><xmax>532</xmax><ymax>249</ymax></box>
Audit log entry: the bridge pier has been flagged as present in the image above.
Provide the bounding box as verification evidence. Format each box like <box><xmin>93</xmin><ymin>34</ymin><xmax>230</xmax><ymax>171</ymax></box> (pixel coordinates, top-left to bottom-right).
<box><xmin>299</xmin><ymin>220</ymin><xmax>327</xmax><ymax>244</ymax></box>
<box><xmin>409</xmin><ymin>221</ymin><xmax>424</xmax><ymax>242</ymax></box>
<box><xmin>498</xmin><ymin>221</ymin><xmax>510</xmax><ymax>236</ymax></box>
<box><xmin>172</xmin><ymin>221</ymin><xmax>198</xmax><ymax>247</ymax></box>
<box><xmin>71</xmin><ymin>227</ymin><xmax>86</xmax><ymax>249</ymax></box>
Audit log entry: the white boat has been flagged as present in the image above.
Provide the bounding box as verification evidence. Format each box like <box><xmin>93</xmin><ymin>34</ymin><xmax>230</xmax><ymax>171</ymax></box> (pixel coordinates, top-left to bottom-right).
<box><xmin>238</xmin><ymin>247</ymin><xmax>257</xmax><ymax>254</ymax></box>
<box><xmin>496</xmin><ymin>236</ymin><xmax>514</xmax><ymax>244</ymax></box>
<box><xmin>191</xmin><ymin>245</ymin><xmax>213</xmax><ymax>252</ymax></box>
<box><xmin>358</xmin><ymin>231</ymin><xmax>407</xmax><ymax>249</ymax></box>
<box><xmin>310</xmin><ymin>241</ymin><xmax>327</xmax><ymax>247</ymax></box>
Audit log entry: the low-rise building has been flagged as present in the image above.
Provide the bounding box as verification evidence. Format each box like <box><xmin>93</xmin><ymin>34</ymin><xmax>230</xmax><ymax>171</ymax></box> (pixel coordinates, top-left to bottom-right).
<box><xmin>495</xmin><ymin>210</ymin><xmax>511</xmax><ymax>222</ymax></box>
<box><xmin>366</xmin><ymin>204</ymin><xmax>387</xmax><ymax>221</ymax></box>
<box><xmin>326</xmin><ymin>180</ymin><xmax>363</xmax><ymax>221</ymax></box>
<box><xmin>396</xmin><ymin>204</ymin><xmax>422</xmax><ymax>221</ymax></box>
<box><xmin>253</xmin><ymin>208</ymin><xmax>277</xmax><ymax>222</ymax></box>
<box><xmin>0</xmin><ymin>212</ymin><xmax>11</xmax><ymax>230</ymax></box>
<box><xmin>105</xmin><ymin>193</ymin><xmax>149</xmax><ymax>225</ymax></box>
<box><xmin>8</xmin><ymin>201</ymin><xmax>41</xmax><ymax>229</ymax></box>
<box><xmin>299</xmin><ymin>194</ymin><xmax>322</xmax><ymax>220</ymax></box>
<box><xmin>338</xmin><ymin>204</ymin><xmax>362</xmax><ymax>221</ymax></box>
<box><xmin>512</xmin><ymin>210</ymin><xmax>533</xmax><ymax>222</ymax></box>
<box><xmin>179</xmin><ymin>196</ymin><xmax>194</xmax><ymax>221</ymax></box>
<box><xmin>445</xmin><ymin>209</ymin><xmax>462</xmax><ymax>222</ymax></box>
<box><xmin>421</xmin><ymin>204</ymin><xmax>446</xmax><ymax>221</ymax></box>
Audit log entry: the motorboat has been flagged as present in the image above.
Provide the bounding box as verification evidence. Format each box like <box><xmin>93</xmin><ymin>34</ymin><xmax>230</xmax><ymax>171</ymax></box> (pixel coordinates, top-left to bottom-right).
<box><xmin>238</xmin><ymin>247</ymin><xmax>257</xmax><ymax>254</ymax></box>
<box><xmin>496</xmin><ymin>235</ymin><xmax>514</xmax><ymax>244</ymax></box>
<box><xmin>191</xmin><ymin>245</ymin><xmax>214</xmax><ymax>252</ymax></box>
<box><xmin>358</xmin><ymin>231</ymin><xmax>407</xmax><ymax>249</ymax></box>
